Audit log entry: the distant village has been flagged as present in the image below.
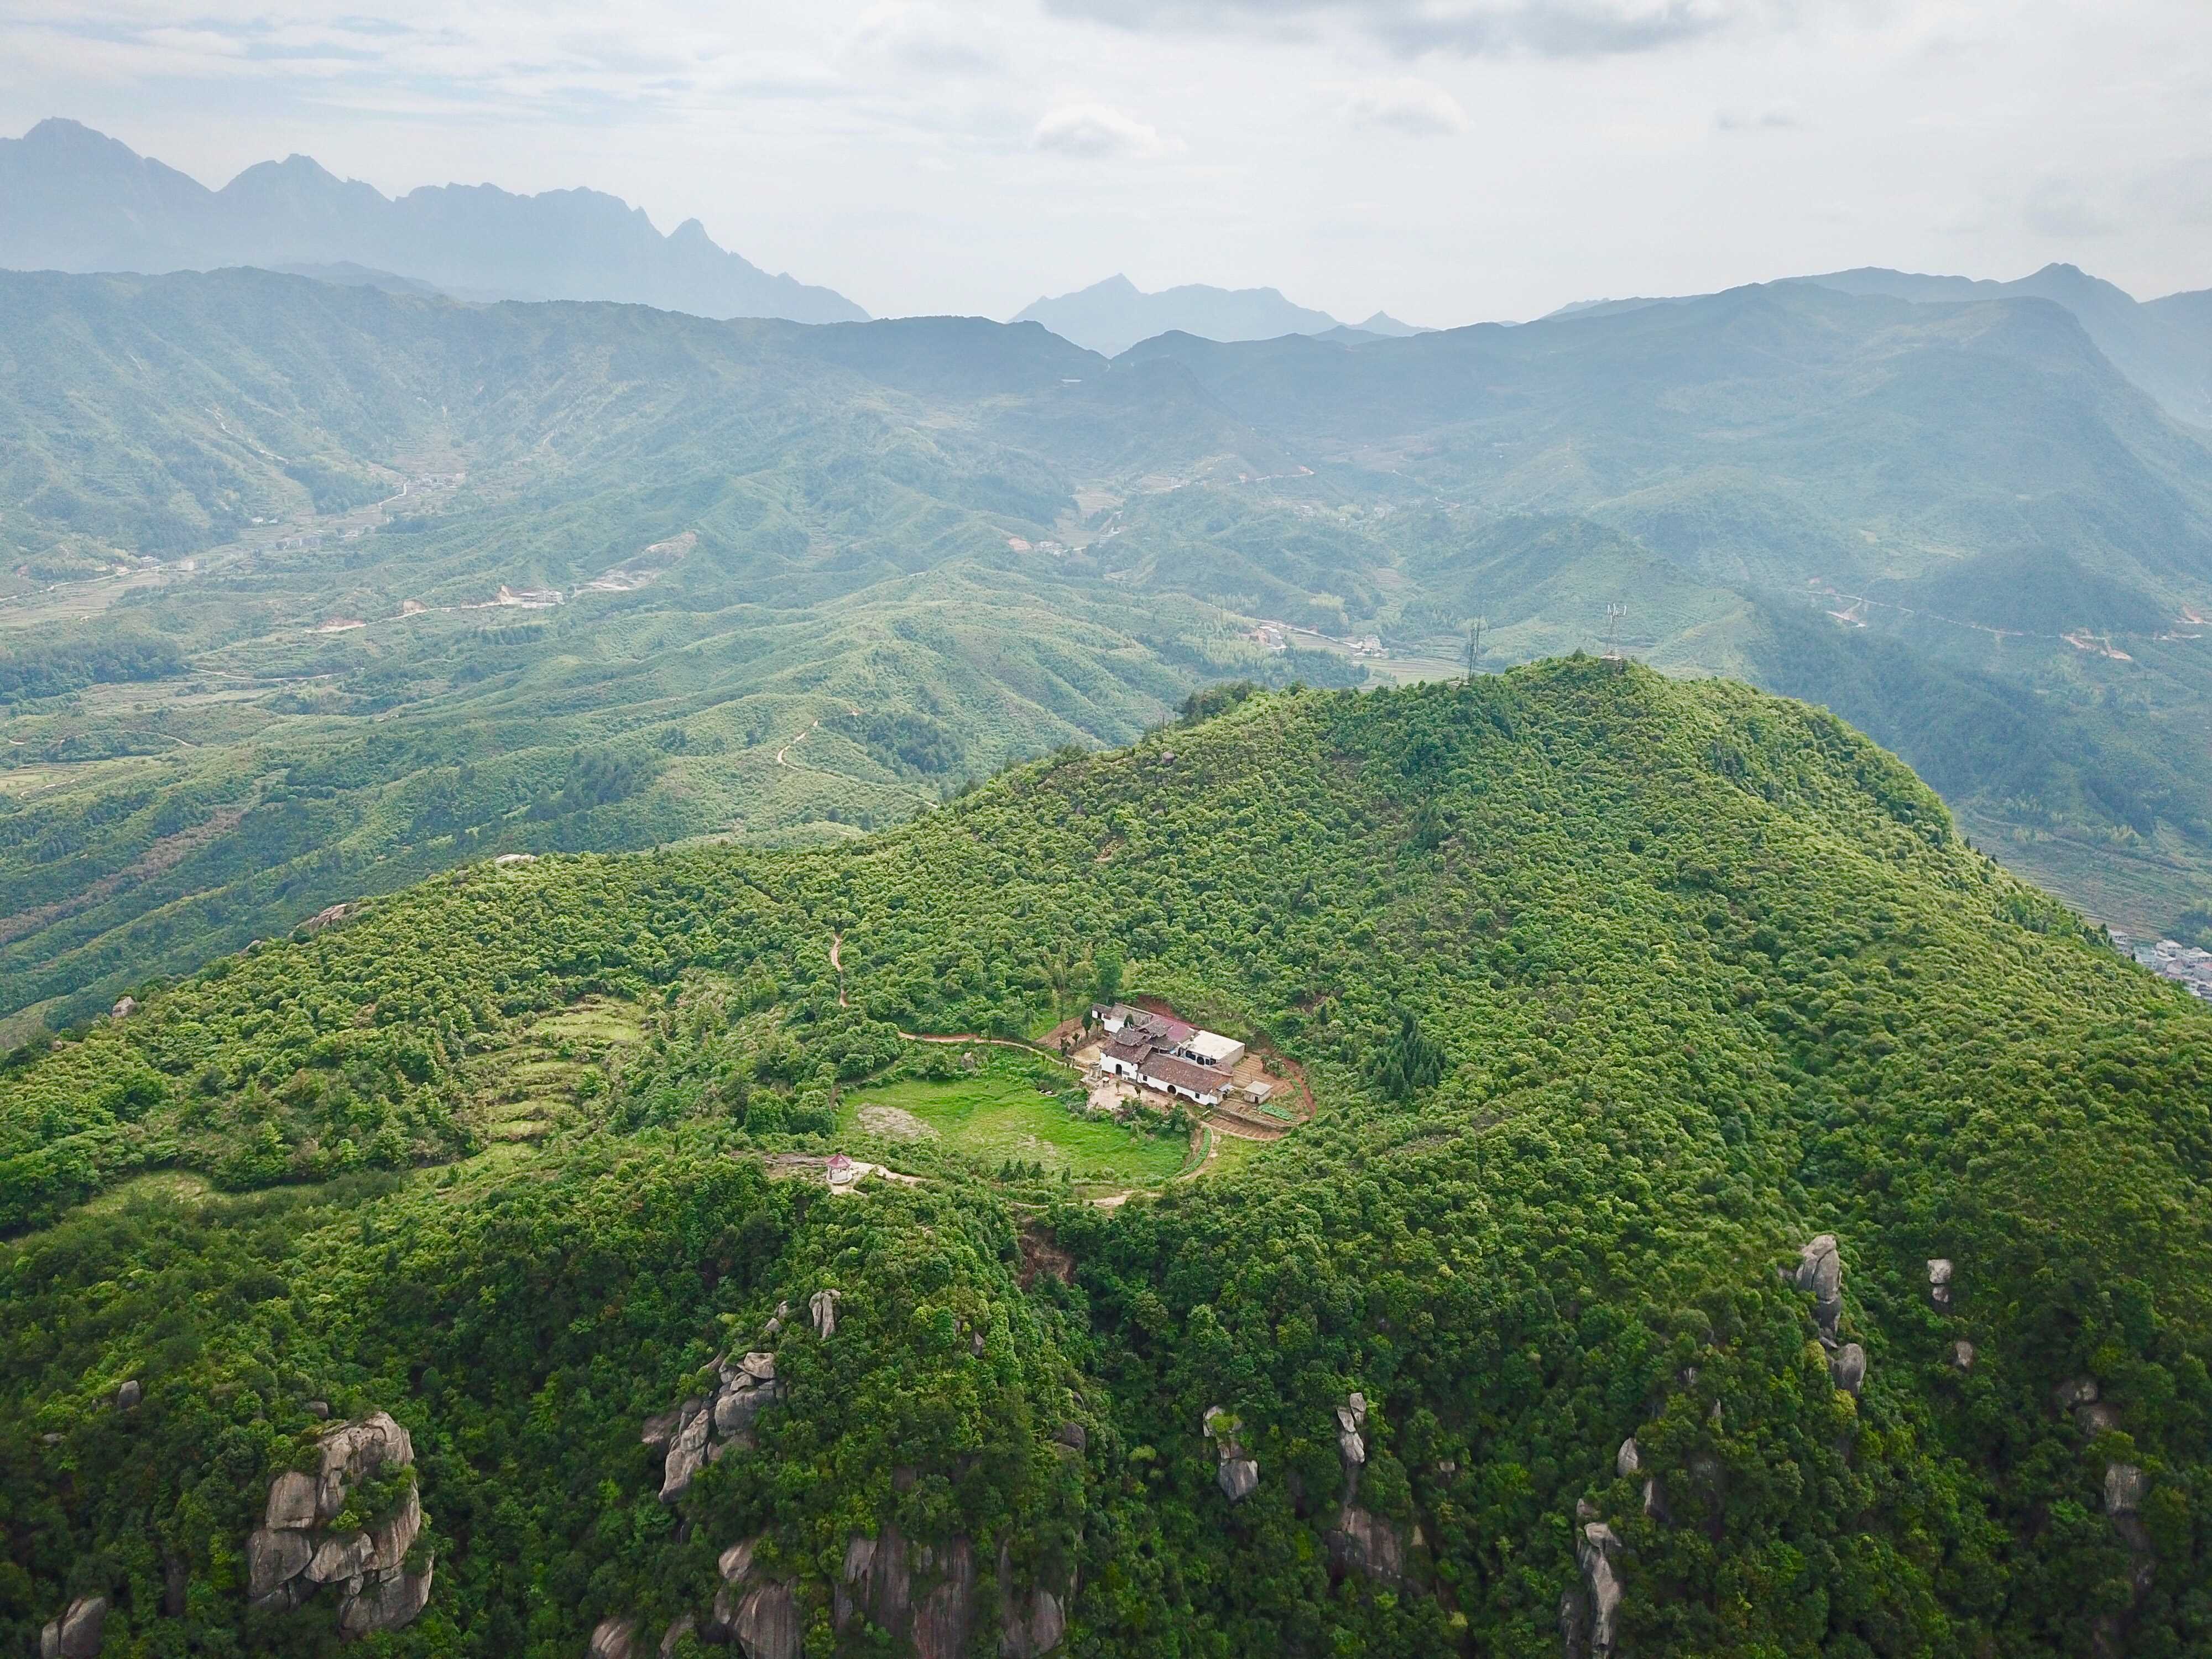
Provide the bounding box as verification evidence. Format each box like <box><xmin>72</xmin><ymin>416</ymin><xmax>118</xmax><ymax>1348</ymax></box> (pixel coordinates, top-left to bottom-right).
<box><xmin>2112</xmin><ymin>932</ymin><xmax>2212</xmax><ymax>1001</ymax></box>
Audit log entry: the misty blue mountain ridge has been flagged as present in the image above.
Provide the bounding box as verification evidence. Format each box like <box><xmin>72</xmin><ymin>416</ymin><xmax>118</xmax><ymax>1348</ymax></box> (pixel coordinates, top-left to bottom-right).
<box><xmin>3</xmin><ymin>116</ymin><xmax>2209</xmax><ymax>425</ymax></box>
<box><xmin>0</xmin><ymin>117</ymin><xmax>867</xmax><ymax>325</ymax></box>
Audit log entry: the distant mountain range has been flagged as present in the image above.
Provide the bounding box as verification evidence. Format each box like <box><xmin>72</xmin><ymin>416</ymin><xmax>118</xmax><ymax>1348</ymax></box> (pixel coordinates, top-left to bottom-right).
<box><xmin>1547</xmin><ymin>264</ymin><xmax>2212</xmax><ymax>428</ymax></box>
<box><xmin>0</xmin><ymin>118</ymin><xmax>866</xmax><ymax>324</ymax></box>
<box><xmin>1010</xmin><ymin>273</ymin><xmax>1427</xmax><ymax>356</ymax></box>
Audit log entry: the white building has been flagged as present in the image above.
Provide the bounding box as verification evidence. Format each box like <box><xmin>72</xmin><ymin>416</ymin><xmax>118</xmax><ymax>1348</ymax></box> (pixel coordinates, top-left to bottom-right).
<box><xmin>1187</xmin><ymin>1031</ymin><xmax>1245</xmax><ymax>1071</ymax></box>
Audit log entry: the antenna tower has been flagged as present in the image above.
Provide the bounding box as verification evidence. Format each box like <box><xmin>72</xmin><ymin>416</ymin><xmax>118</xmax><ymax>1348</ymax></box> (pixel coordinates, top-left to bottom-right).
<box><xmin>1602</xmin><ymin>604</ymin><xmax>1629</xmax><ymax>671</ymax></box>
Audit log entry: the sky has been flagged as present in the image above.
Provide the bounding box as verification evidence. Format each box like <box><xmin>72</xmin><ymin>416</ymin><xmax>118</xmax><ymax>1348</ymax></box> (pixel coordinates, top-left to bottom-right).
<box><xmin>1</xmin><ymin>0</ymin><xmax>2206</xmax><ymax>325</ymax></box>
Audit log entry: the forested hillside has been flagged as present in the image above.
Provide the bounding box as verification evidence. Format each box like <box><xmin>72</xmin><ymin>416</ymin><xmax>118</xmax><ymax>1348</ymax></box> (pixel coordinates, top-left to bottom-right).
<box><xmin>6</xmin><ymin>666</ymin><xmax>2212</xmax><ymax>1656</ymax></box>
<box><xmin>6</xmin><ymin>268</ymin><xmax>2212</xmax><ymax>1037</ymax></box>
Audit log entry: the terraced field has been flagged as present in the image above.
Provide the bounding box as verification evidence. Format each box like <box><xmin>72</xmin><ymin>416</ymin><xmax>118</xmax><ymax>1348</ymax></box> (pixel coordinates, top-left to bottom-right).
<box><xmin>466</xmin><ymin>995</ymin><xmax>643</xmax><ymax>1147</ymax></box>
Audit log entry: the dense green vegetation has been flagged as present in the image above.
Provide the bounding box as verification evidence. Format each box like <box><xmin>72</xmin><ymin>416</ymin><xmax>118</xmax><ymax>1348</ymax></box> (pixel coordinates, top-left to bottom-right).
<box><xmin>6</xmin><ymin>265</ymin><xmax>2212</xmax><ymax>1041</ymax></box>
<box><xmin>6</xmin><ymin>665</ymin><xmax>2211</xmax><ymax>1655</ymax></box>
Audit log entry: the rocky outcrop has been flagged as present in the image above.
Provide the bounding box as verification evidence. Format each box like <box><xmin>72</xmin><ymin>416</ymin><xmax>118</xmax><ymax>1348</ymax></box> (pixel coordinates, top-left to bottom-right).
<box><xmin>1926</xmin><ymin>1259</ymin><xmax>1953</xmax><ymax>1310</ymax></box>
<box><xmin>659</xmin><ymin>1400</ymin><xmax>712</xmax><ymax>1501</ymax></box>
<box><xmin>2096</xmin><ymin>1463</ymin><xmax>2158</xmax><ymax>1656</ymax></box>
<box><xmin>705</xmin><ymin>1537</ymin><xmax>799</xmax><ymax>1659</ymax></box>
<box><xmin>1336</xmin><ymin>1392</ymin><xmax>1368</xmax><ymax>1482</ymax></box>
<box><xmin>1326</xmin><ymin>1505</ymin><xmax>1406</xmax><ymax>1584</ymax></box>
<box><xmin>39</xmin><ymin>1593</ymin><xmax>106</xmax><ymax>1659</ymax></box>
<box><xmin>1203</xmin><ymin>1406</ymin><xmax>1259</xmax><ymax>1503</ymax></box>
<box><xmin>662</xmin><ymin>1361</ymin><xmax>777</xmax><ymax>1496</ymax></box>
<box><xmin>1789</xmin><ymin>1234</ymin><xmax>1844</xmax><ymax>1339</ymax></box>
<box><xmin>244</xmin><ymin>1411</ymin><xmax>431</xmax><ymax>1634</ymax></box>
<box><xmin>1951</xmin><ymin>1341</ymin><xmax>1976</xmax><ymax>1370</ymax></box>
<box><xmin>1574</xmin><ymin>1522</ymin><xmax>1623</xmax><ymax>1656</ymax></box>
<box><xmin>829</xmin><ymin>1524</ymin><xmax>987</xmax><ymax>1658</ymax></box>
<box><xmin>810</xmin><ymin>1287</ymin><xmax>843</xmax><ymax>1339</ymax></box>
<box><xmin>995</xmin><ymin>1541</ymin><xmax>1070</xmax><ymax>1658</ymax></box>
<box><xmin>588</xmin><ymin>1615</ymin><xmax>639</xmax><ymax>1658</ymax></box>
<box><xmin>911</xmin><ymin>1536</ymin><xmax>977</xmax><ymax>1659</ymax></box>
<box><xmin>1560</xmin><ymin>1586</ymin><xmax>1592</xmax><ymax>1659</ymax></box>
<box><xmin>2106</xmin><ymin>1463</ymin><xmax>2148</xmax><ymax>1516</ymax></box>
<box><xmin>1617</xmin><ymin>1436</ymin><xmax>1668</xmax><ymax>1522</ymax></box>
<box><xmin>836</xmin><ymin>1527</ymin><xmax>911</xmax><ymax>1634</ymax></box>
<box><xmin>112</xmin><ymin>995</ymin><xmax>138</xmax><ymax>1019</ymax></box>
<box><xmin>1831</xmin><ymin>1342</ymin><xmax>1867</xmax><ymax>1396</ymax></box>
<box><xmin>115</xmin><ymin>1378</ymin><xmax>142</xmax><ymax>1410</ymax></box>
<box><xmin>337</xmin><ymin>1561</ymin><xmax>434</xmax><ymax>1639</ymax></box>
<box><xmin>660</xmin><ymin>1353</ymin><xmax>785</xmax><ymax>1502</ymax></box>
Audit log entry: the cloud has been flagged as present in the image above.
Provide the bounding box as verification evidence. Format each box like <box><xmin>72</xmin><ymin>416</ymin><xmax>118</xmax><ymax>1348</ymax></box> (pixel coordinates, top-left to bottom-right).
<box><xmin>1032</xmin><ymin>101</ymin><xmax>1178</xmax><ymax>157</ymax></box>
<box><xmin>847</xmin><ymin>2</ymin><xmax>1002</xmax><ymax>75</ymax></box>
<box><xmin>1716</xmin><ymin>105</ymin><xmax>1799</xmax><ymax>131</ymax></box>
<box><xmin>1340</xmin><ymin>76</ymin><xmax>1470</xmax><ymax>136</ymax></box>
<box><xmin>1041</xmin><ymin>0</ymin><xmax>1778</xmax><ymax>59</ymax></box>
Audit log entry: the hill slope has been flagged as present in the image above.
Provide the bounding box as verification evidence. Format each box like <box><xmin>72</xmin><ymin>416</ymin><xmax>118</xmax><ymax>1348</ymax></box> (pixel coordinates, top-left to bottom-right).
<box><xmin>0</xmin><ymin>119</ymin><xmax>865</xmax><ymax>323</ymax></box>
<box><xmin>8</xmin><ymin>269</ymin><xmax>2212</xmax><ymax>1036</ymax></box>
<box><xmin>4</xmin><ymin>666</ymin><xmax>2210</xmax><ymax>1656</ymax></box>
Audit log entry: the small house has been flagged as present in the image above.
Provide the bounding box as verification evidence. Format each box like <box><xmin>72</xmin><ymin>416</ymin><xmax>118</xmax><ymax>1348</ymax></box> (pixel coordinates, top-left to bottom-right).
<box><xmin>1187</xmin><ymin>1031</ymin><xmax>1245</xmax><ymax>1071</ymax></box>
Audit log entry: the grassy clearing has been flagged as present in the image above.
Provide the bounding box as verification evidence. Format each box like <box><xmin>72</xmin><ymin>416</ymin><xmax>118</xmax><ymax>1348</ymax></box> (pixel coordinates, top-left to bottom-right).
<box><xmin>1196</xmin><ymin>1130</ymin><xmax>1274</xmax><ymax>1179</ymax></box>
<box><xmin>841</xmin><ymin>1052</ymin><xmax>1186</xmax><ymax>1188</ymax></box>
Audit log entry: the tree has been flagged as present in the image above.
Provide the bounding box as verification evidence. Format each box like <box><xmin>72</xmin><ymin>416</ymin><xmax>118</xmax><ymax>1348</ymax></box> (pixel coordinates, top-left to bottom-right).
<box><xmin>1093</xmin><ymin>942</ymin><xmax>1125</xmax><ymax>1004</ymax></box>
<box><xmin>1371</xmin><ymin>1010</ymin><xmax>1445</xmax><ymax>1100</ymax></box>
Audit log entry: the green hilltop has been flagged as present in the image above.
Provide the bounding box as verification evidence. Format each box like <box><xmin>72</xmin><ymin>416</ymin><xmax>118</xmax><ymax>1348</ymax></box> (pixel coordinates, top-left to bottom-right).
<box><xmin>6</xmin><ymin>665</ymin><xmax>2211</xmax><ymax>1655</ymax></box>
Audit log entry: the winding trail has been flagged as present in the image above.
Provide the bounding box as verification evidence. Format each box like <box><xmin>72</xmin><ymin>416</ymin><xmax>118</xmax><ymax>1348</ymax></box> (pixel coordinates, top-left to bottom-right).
<box><xmin>775</xmin><ymin>721</ymin><xmax>821</xmax><ymax>766</ymax></box>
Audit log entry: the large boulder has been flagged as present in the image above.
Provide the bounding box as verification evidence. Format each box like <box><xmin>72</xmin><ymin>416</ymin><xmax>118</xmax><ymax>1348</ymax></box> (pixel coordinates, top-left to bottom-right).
<box><xmin>368</xmin><ymin>1481</ymin><xmax>424</xmax><ymax>1569</ymax></box>
<box><xmin>306</xmin><ymin>1528</ymin><xmax>376</xmax><ymax>1585</ymax></box>
<box><xmin>1326</xmin><ymin>1505</ymin><xmax>1406</xmax><ymax>1583</ymax></box>
<box><xmin>337</xmin><ymin>1562</ymin><xmax>434</xmax><ymax>1636</ymax></box>
<box><xmin>589</xmin><ymin>1615</ymin><xmax>640</xmax><ymax>1658</ymax></box>
<box><xmin>40</xmin><ymin>1594</ymin><xmax>106</xmax><ymax>1659</ymax></box>
<box><xmin>1204</xmin><ymin>1405</ymin><xmax>1260</xmax><ymax>1504</ymax></box>
<box><xmin>1001</xmin><ymin>1586</ymin><xmax>1066</xmax><ymax>1658</ymax></box>
<box><xmin>1926</xmin><ymin>1259</ymin><xmax>1954</xmax><ymax>1310</ymax></box>
<box><xmin>1831</xmin><ymin>1343</ymin><xmax>1867</xmax><ymax>1396</ymax></box>
<box><xmin>660</xmin><ymin>1400</ymin><xmax>712</xmax><ymax>1503</ymax></box>
<box><xmin>251</xmin><ymin>1413</ymin><xmax>430</xmax><ymax>1627</ymax></box>
<box><xmin>320</xmin><ymin>1410</ymin><xmax>414</xmax><ymax>1486</ymax></box>
<box><xmin>265</xmin><ymin>1470</ymin><xmax>321</xmax><ymax>1530</ymax></box>
<box><xmin>1791</xmin><ymin>1235</ymin><xmax>1844</xmax><ymax>1337</ymax></box>
<box><xmin>810</xmin><ymin>1287</ymin><xmax>843</xmax><ymax>1339</ymax></box>
<box><xmin>2106</xmin><ymin>1463</ymin><xmax>2149</xmax><ymax>1516</ymax></box>
<box><xmin>731</xmin><ymin>1581</ymin><xmax>801</xmax><ymax>1659</ymax></box>
<box><xmin>247</xmin><ymin>1525</ymin><xmax>315</xmax><ymax>1599</ymax></box>
<box><xmin>995</xmin><ymin>1541</ymin><xmax>1070</xmax><ymax>1658</ymax></box>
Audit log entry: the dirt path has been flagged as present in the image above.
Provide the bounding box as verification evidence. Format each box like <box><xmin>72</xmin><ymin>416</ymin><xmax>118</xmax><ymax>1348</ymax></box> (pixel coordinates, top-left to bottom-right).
<box><xmin>897</xmin><ymin>1031</ymin><xmax>1067</xmax><ymax>1061</ymax></box>
<box><xmin>775</xmin><ymin>721</ymin><xmax>820</xmax><ymax>767</ymax></box>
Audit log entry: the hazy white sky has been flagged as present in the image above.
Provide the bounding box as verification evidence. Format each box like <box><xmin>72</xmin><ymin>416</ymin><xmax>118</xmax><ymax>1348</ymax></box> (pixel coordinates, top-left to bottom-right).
<box><xmin>1</xmin><ymin>0</ymin><xmax>2206</xmax><ymax>324</ymax></box>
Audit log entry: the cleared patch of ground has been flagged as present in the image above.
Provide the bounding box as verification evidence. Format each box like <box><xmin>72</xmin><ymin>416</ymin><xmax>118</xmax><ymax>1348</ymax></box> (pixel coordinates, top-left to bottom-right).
<box><xmin>841</xmin><ymin>1050</ymin><xmax>1184</xmax><ymax>1188</ymax></box>
<box><xmin>857</xmin><ymin>1104</ymin><xmax>936</xmax><ymax>1140</ymax></box>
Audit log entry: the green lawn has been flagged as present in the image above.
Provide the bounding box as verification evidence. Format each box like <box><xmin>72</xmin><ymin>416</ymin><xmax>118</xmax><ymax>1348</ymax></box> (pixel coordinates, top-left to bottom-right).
<box><xmin>840</xmin><ymin>1052</ymin><xmax>1187</xmax><ymax>1188</ymax></box>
